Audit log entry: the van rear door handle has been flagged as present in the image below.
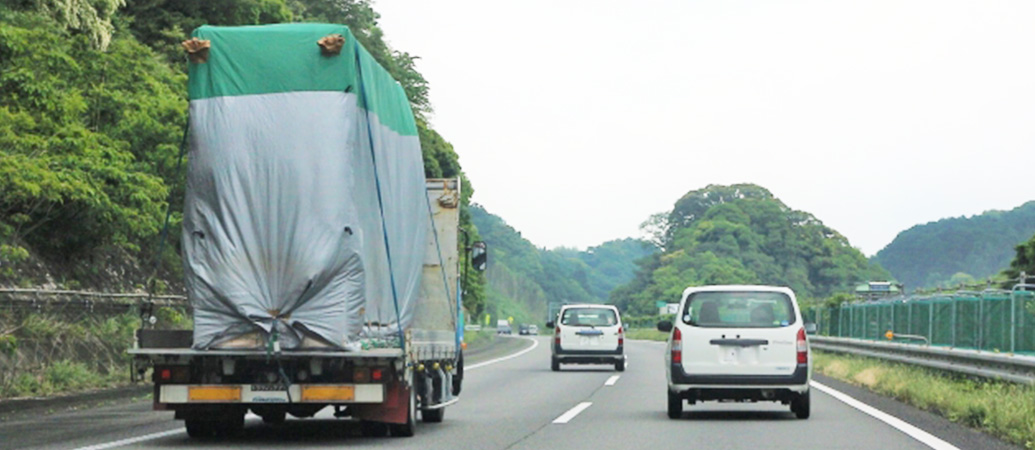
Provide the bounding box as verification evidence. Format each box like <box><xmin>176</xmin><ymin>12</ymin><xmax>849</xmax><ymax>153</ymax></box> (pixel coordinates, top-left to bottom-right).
<box><xmin>709</xmin><ymin>338</ymin><xmax>768</xmax><ymax>347</ymax></box>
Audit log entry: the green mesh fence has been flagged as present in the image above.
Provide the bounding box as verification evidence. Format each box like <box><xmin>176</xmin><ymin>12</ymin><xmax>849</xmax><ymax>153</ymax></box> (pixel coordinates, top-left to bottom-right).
<box><xmin>809</xmin><ymin>290</ymin><xmax>1035</xmax><ymax>355</ymax></box>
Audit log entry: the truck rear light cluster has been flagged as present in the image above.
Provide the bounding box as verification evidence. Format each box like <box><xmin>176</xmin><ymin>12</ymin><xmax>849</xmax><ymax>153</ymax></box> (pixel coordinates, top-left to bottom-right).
<box><xmin>554</xmin><ymin>325</ymin><xmax>561</xmax><ymax>346</ymax></box>
<box><xmin>371</xmin><ymin>368</ymin><xmax>383</xmax><ymax>381</ymax></box>
<box><xmin>155</xmin><ymin>366</ymin><xmax>190</xmax><ymax>383</ymax></box>
<box><xmin>671</xmin><ymin>327</ymin><xmax>682</xmax><ymax>364</ymax></box>
<box><xmin>796</xmin><ymin>327</ymin><xmax>808</xmax><ymax>364</ymax></box>
<box><xmin>354</xmin><ymin>367</ymin><xmax>370</xmax><ymax>382</ymax></box>
<box><xmin>618</xmin><ymin>327</ymin><xmax>624</xmax><ymax>347</ymax></box>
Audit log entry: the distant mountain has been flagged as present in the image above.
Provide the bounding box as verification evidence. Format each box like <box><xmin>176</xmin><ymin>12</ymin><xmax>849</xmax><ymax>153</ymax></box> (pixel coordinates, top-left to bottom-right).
<box><xmin>469</xmin><ymin>205</ymin><xmax>655</xmax><ymax>323</ymax></box>
<box><xmin>611</xmin><ymin>184</ymin><xmax>889</xmax><ymax>315</ymax></box>
<box><xmin>873</xmin><ymin>201</ymin><xmax>1035</xmax><ymax>290</ymax></box>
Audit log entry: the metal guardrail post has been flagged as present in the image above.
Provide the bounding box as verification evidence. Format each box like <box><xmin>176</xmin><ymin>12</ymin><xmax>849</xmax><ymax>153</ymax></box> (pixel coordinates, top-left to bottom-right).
<box><xmin>951</xmin><ymin>298</ymin><xmax>957</xmax><ymax>347</ymax></box>
<box><xmin>928</xmin><ymin>303</ymin><xmax>934</xmax><ymax>345</ymax></box>
<box><xmin>907</xmin><ymin>301</ymin><xmax>913</xmax><ymax>336</ymax></box>
<box><xmin>1011</xmin><ymin>292</ymin><xmax>1017</xmax><ymax>354</ymax></box>
<box><xmin>979</xmin><ymin>295</ymin><xmax>984</xmax><ymax>350</ymax></box>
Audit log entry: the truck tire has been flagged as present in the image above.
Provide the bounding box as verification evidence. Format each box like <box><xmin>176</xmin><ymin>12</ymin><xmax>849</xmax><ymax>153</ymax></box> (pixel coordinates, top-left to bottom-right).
<box><xmin>185</xmin><ymin>419</ymin><xmax>214</xmax><ymax>438</ymax></box>
<box><xmin>185</xmin><ymin>413</ymin><xmax>244</xmax><ymax>439</ymax></box>
<box><xmin>452</xmin><ymin>353</ymin><xmax>463</xmax><ymax>395</ymax></box>
<box><xmin>422</xmin><ymin>406</ymin><xmax>445</xmax><ymax>423</ymax></box>
<box><xmin>388</xmin><ymin>389</ymin><xmax>416</xmax><ymax>437</ymax></box>
<box><xmin>667</xmin><ymin>391</ymin><xmax>683</xmax><ymax>419</ymax></box>
<box><xmin>360</xmin><ymin>420</ymin><xmax>388</xmax><ymax>437</ymax></box>
<box><xmin>551</xmin><ymin>357</ymin><xmax>560</xmax><ymax>372</ymax></box>
<box><xmin>615</xmin><ymin>359</ymin><xmax>625</xmax><ymax>372</ymax></box>
<box><xmin>260</xmin><ymin>410</ymin><xmax>286</xmax><ymax>425</ymax></box>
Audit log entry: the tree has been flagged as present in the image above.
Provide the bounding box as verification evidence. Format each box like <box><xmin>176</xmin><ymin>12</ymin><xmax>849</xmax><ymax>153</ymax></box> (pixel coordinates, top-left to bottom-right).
<box><xmin>1002</xmin><ymin>233</ymin><xmax>1035</xmax><ymax>287</ymax></box>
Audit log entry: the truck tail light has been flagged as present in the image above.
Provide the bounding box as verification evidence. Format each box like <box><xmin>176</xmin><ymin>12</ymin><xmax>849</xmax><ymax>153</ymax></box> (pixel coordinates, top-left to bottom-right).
<box><xmin>554</xmin><ymin>325</ymin><xmax>561</xmax><ymax>346</ymax></box>
<box><xmin>797</xmin><ymin>327</ymin><xmax>808</xmax><ymax>364</ymax></box>
<box><xmin>372</xmin><ymin>368</ymin><xmax>383</xmax><ymax>381</ymax></box>
<box><xmin>671</xmin><ymin>327</ymin><xmax>682</xmax><ymax>364</ymax></box>
<box><xmin>618</xmin><ymin>327</ymin><xmax>624</xmax><ymax>347</ymax></box>
<box><xmin>155</xmin><ymin>366</ymin><xmax>189</xmax><ymax>383</ymax></box>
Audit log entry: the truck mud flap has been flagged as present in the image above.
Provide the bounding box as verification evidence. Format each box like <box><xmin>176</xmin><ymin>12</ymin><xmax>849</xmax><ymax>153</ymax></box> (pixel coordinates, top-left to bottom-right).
<box><xmin>351</xmin><ymin>382</ymin><xmax>410</xmax><ymax>425</ymax></box>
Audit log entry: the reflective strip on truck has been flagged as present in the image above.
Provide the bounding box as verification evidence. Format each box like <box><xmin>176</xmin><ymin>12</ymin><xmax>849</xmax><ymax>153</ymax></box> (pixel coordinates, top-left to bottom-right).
<box><xmin>160</xmin><ymin>384</ymin><xmax>384</xmax><ymax>404</ymax></box>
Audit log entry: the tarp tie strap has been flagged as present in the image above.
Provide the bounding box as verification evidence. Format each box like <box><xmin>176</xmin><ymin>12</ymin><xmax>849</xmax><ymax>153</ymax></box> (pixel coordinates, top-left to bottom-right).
<box><xmin>141</xmin><ymin>121</ymin><xmax>190</xmax><ymax>328</ymax></box>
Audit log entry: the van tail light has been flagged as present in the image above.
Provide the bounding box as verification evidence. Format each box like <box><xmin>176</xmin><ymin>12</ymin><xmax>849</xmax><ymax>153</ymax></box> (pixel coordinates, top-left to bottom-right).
<box><xmin>671</xmin><ymin>327</ymin><xmax>682</xmax><ymax>364</ymax></box>
<box><xmin>618</xmin><ymin>327</ymin><xmax>624</xmax><ymax>347</ymax></box>
<box><xmin>554</xmin><ymin>325</ymin><xmax>561</xmax><ymax>346</ymax></box>
<box><xmin>796</xmin><ymin>327</ymin><xmax>808</xmax><ymax>364</ymax></box>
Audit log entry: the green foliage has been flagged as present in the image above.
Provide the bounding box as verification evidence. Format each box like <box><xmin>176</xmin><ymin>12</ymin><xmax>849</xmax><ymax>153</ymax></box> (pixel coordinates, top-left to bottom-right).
<box><xmin>0</xmin><ymin>8</ymin><xmax>185</xmax><ymax>273</ymax></box>
<box><xmin>874</xmin><ymin>201</ymin><xmax>1035</xmax><ymax>290</ymax></box>
<box><xmin>1002</xmin><ymin>232</ymin><xmax>1035</xmax><ymax>287</ymax></box>
<box><xmin>612</xmin><ymin>184</ymin><xmax>889</xmax><ymax>316</ymax></box>
<box><xmin>469</xmin><ymin>205</ymin><xmax>655</xmax><ymax>322</ymax></box>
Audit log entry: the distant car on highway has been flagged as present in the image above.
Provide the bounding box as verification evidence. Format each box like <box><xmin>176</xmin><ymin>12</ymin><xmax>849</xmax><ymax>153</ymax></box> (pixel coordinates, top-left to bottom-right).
<box><xmin>528</xmin><ymin>324</ymin><xmax>538</xmax><ymax>335</ymax></box>
<box><xmin>658</xmin><ymin>285</ymin><xmax>812</xmax><ymax>419</ymax></box>
<box><xmin>518</xmin><ymin>324</ymin><xmax>530</xmax><ymax>335</ymax></box>
<box><xmin>548</xmin><ymin>304</ymin><xmax>625</xmax><ymax>372</ymax></box>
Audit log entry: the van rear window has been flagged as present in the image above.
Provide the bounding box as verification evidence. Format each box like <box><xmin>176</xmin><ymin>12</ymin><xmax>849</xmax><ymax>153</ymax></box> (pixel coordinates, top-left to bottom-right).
<box><xmin>682</xmin><ymin>292</ymin><xmax>795</xmax><ymax>328</ymax></box>
<box><xmin>561</xmin><ymin>308</ymin><xmax>618</xmax><ymax>327</ymax></box>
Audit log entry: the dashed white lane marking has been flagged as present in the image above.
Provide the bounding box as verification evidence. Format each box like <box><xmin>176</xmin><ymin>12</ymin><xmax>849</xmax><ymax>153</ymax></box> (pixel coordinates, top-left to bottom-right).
<box><xmin>811</xmin><ymin>381</ymin><xmax>959</xmax><ymax>450</ymax></box>
<box><xmin>552</xmin><ymin>402</ymin><xmax>593</xmax><ymax>424</ymax></box>
<box><xmin>604</xmin><ymin>375</ymin><xmax>620</xmax><ymax>386</ymax></box>
<box><xmin>466</xmin><ymin>336</ymin><xmax>539</xmax><ymax>371</ymax></box>
<box><xmin>72</xmin><ymin>429</ymin><xmax>183</xmax><ymax>450</ymax></box>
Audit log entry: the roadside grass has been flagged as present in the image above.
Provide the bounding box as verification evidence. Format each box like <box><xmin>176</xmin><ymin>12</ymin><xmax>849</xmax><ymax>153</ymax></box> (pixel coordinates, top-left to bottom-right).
<box><xmin>814</xmin><ymin>351</ymin><xmax>1035</xmax><ymax>449</ymax></box>
<box><xmin>626</xmin><ymin>328</ymin><xmax>668</xmax><ymax>341</ymax></box>
<box><xmin>1</xmin><ymin>307</ymin><xmax>190</xmax><ymax>399</ymax></box>
<box><xmin>462</xmin><ymin>330</ymin><xmax>496</xmax><ymax>351</ymax></box>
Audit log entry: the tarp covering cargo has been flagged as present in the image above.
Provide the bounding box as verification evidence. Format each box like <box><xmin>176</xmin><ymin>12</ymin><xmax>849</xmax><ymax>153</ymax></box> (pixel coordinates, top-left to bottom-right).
<box><xmin>182</xmin><ymin>24</ymin><xmax>427</xmax><ymax>350</ymax></box>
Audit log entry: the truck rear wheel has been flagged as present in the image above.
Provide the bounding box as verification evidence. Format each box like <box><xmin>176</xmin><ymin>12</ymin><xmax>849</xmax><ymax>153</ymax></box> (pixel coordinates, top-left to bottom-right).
<box><xmin>360</xmin><ymin>420</ymin><xmax>388</xmax><ymax>437</ymax></box>
<box><xmin>185</xmin><ymin>412</ymin><xmax>244</xmax><ymax>438</ymax></box>
<box><xmin>422</xmin><ymin>406</ymin><xmax>445</xmax><ymax>423</ymax></box>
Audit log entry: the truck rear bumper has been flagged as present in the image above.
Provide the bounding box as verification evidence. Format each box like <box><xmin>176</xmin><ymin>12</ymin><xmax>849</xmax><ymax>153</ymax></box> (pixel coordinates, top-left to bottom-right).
<box><xmin>158</xmin><ymin>383</ymin><xmax>384</xmax><ymax>404</ymax></box>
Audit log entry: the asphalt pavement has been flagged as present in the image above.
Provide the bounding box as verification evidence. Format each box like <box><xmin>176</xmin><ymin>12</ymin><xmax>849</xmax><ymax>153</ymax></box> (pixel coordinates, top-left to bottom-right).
<box><xmin>0</xmin><ymin>336</ymin><xmax>1022</xmax><ymax>450</ymax></box>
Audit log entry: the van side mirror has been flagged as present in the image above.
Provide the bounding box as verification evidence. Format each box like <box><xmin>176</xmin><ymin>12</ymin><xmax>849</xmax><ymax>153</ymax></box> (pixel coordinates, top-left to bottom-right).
<box><xmin>471</xmin><ymin>241</ymin><xmax>487</xmax><ymax>271</ymax></box>
<box><xmin>804</xmin><ymin>322</ymin><xmax>818</xmax><ymax>335</ymax></box>
<box><xmin>545</xmin><ymin>321</ymin><xmax>554</xmax><ymax>329</ymax></box>
<box><xmin>657</xmin><ymin>320</ymin><xmax>673</xmax><ymax>332</ymax></box>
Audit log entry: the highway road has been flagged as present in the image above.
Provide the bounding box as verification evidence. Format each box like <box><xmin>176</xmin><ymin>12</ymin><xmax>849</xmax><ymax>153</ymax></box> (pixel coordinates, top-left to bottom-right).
<box><xmin>0</xmin><ymin>336</ymin><xmax>1021</xmax><ymax>450</ymax></box>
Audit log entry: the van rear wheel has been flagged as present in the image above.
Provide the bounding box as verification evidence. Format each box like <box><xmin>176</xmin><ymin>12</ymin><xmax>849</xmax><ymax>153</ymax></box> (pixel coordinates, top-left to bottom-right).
<box><xmin>551</xmin><ymin>357</ymin><xmax>560</xmax><ymax>372</ymax></box>
<box><xmin>667</xmin><ymin>391</ymin><xmax>682</xmax><ymax>419</ymax></box>
<box><xmin>791</xmin><ymin>390</ymin><xmax>810</xmax><ymax>419</ymax></box>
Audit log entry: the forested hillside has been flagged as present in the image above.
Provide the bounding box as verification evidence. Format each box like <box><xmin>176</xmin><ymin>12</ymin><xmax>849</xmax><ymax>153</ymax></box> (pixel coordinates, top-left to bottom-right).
<box><xmin>611</xmin><ymin>184</ymin><xmax>889</xmax><ymax>315</ymax></box>
<box><xmin>469</xmin><ymin>205</ymin><xmax>654</xmax><ymax>324</ymax></box>
<box><xmin>873</xmin><ymin>201</ymin><xmax>1035</xmax><ymax>289</ymax></box>
<box><xmin>0</xmin><ymin>0</ymin><xmax>484</xmax><ymax>312</ymax></box>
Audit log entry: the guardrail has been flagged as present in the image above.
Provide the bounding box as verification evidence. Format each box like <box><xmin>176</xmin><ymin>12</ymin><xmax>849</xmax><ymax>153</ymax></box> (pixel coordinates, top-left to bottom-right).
<box><xmin>811</xmin><ymin>335</ymin><xmax>1035</xmax><ymax>385</ymax></box>
<box><xmin>0</xmin><ymin>288</ymin><xmax>187</xmax><ymax>314</ymax></box>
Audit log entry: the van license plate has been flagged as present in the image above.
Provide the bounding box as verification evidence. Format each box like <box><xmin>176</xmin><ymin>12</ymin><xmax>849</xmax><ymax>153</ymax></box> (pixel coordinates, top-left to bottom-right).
<box><xmin>723</xmin><ymin>348</ymin><xmax>739</xmax><ymax>364</ymax></box>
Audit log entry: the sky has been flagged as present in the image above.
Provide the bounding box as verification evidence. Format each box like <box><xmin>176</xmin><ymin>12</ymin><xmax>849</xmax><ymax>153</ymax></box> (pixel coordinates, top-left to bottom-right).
<box><xmin>374</xmin><ymin>0</ymin><xmax>1035</xmax><ymax>256</ymax></box>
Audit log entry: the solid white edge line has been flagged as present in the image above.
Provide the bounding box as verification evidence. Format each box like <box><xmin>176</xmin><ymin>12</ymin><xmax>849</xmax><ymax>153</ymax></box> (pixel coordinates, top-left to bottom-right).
<box><xmin>604</xmin><ymin>375</ymin><xmax>620</xmax><ymax>386</ymax></box>
<box><xmin>552</xmin><ymin>402</ymin><xmax>593</xmax><ymax>424</ymax></box>
<box><xmin>811</xmin><ymin>381</ymin><xmax>959</xmax><ymax>450</ymax></box>
<box><xmin>466</xmin><ymin>336</ymin><xmax>539</xmax><ymax>370</ymax></box>
<box><xmin>72</xmin><ymin>429</ymin><xmax>184</xmax><ymax>450</ymax></box>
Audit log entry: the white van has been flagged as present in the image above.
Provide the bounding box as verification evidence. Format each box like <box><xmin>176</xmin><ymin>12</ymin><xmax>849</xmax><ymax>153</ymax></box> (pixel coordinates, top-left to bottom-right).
<box><xmin>658</xmin><ymin>285</ymin><xmax>811</xmax><ymax>419</ymax></box>
<box><xmin>548</xmin><ymin>304</ymin><xmax>625</xmax><ymax>372</ymax></box>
